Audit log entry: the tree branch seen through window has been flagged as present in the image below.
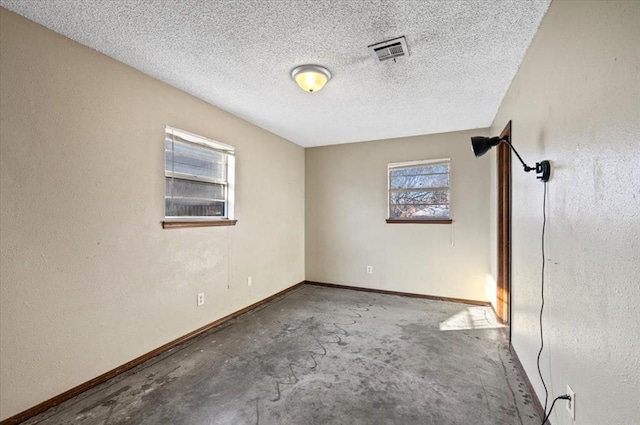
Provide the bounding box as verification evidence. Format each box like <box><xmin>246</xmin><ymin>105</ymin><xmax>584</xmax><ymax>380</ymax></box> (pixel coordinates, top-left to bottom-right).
<box><xmin>388</xmin><ymin>159</ymin><xmax>451</xmax><ymax>221</ymax></box>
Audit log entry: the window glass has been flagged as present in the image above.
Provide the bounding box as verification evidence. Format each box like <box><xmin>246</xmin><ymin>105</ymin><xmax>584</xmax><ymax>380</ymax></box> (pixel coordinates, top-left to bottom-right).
<box><xmin>164</xmin><ymin>127</ymin><xmax>235</xmax><ymax>219</ymax></box>
<box><xmin>388</xmin><ymin>159</ymin><xmax>451</xmax><ymax>220</ymax></box>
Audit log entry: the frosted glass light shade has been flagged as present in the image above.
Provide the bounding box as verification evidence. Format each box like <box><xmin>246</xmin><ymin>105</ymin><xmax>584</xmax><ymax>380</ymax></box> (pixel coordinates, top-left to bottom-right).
<box><xmin>291</xmin><ymin>65</ymin><xmax>331</xmax><ymax>93</ymax></box>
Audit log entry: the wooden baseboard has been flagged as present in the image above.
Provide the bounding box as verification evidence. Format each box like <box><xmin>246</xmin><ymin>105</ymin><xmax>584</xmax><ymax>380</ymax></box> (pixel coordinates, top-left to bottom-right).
<box><xmin>509</xmin><ymin>343</ymin><xmax>545</xmax><ymax>421</ymax></box>
<box><xmin>304</xmin><ymin>280</ymin><xmax>491</xmax><ymax>307</ymax></box>
<box><xmin>0</xmin><ymin>281</ymin><xmax>305</xmax><ymax>425</ymax></box>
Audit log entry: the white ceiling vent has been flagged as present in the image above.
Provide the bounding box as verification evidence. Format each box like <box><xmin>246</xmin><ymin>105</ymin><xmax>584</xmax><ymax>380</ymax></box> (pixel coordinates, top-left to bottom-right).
<box><xmin>368</xmin><ymin>36</ymin><xmax>409</xmax><ymax>62</ymax></box>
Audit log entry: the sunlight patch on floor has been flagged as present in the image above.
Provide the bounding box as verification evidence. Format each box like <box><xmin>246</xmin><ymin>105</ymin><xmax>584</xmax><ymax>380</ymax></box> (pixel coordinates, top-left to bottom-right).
<box><xmin>439</xmin><ymin>306</ymin><xmax>506</xmax><ymax>331</ymax></box>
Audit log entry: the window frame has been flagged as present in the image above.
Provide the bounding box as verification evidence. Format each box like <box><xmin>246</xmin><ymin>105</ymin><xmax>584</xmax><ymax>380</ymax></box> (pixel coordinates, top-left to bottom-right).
<box><xmin>386</xmin><ymin>158</ymin><xmax>453</xmax><ymax>224</ymax></box>
<box><xmin>162</xmin><ymin>126</ymin><xmax>236</xmax><ymax>229</ymax></box>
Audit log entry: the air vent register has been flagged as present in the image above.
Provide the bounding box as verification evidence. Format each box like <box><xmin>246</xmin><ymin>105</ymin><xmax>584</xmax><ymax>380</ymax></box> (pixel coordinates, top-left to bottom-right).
<box><xmin>368</xmin><ymin>36</ymin><xmax>409</xmax><ymax>62</ymax></box>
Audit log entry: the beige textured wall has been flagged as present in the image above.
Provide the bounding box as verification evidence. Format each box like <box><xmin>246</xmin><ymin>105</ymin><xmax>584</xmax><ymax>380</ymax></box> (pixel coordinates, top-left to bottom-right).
<box><xmin>0</xmin><ymin>9</ymin><xmax>304</xmax><ymax>420</ymax></box>
<box><xmin>489</xmin><ymin>1</ymin><xmax>640</xmax><ymax>424</ymax></box>
<box><xmin>306</xmin><ymin>130</ymin><xmax>491</xmax><ymax>301</ymax></box>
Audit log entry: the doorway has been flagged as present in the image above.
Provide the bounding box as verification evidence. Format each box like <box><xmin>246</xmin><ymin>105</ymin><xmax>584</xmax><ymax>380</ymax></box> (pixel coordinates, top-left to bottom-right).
<box><xmin>497</xmin><ymin>121</ymin><xmax>512</xmax><ymax>340</ymax></box>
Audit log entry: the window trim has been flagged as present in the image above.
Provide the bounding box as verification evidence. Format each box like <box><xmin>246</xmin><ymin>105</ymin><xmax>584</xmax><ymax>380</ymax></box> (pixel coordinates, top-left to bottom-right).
<box><xmin>387</xmin><ymin>158</ymin><xmax>452</xmax><ymax>224</ymax></box>
<box><xmin>162</xmin><ymin>219</ymin><xmax>237</xmax><ymax>229</ymax></box>
<box><xmin>385</xmin><ymin>218</ymin><xmax>453</xmax><ymax>224</ymax></box>
<box><xmin>162</xmin><ymin>126</ymin><xmax>236</xmax><ymax>229</ymax></box>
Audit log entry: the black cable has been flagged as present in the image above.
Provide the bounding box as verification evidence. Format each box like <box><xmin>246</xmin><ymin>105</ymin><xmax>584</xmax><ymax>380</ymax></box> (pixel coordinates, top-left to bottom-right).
<box><xmin>540</xmin><ymin>394</ymin><xmax>571</xmax><ymax>425</ymax></box>
<box><xmin>536</xmin><ymin>181</ymin><xmax>549</xmax><ymax>414</ymax></box>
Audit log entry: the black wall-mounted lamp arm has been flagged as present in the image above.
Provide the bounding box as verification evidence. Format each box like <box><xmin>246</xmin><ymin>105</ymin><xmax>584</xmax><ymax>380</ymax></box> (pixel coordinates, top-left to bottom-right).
<box><xmin>501</xmin><ymin>138</ymin><xmax>536</xmax><ymax>172</ymax></box>
<box><xmin>471</xmin><ymin>135</ymin><xmax>551</xmax><ymax>182</ymax></box>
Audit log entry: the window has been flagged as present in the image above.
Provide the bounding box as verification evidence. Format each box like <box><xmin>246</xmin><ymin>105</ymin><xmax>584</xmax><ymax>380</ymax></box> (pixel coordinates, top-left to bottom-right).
<box><xmin>163</xmin><ymin>126</ymin><xmax>236</xmax><ymax>228</ymax></box>
<box><xmin>387</xmin><ymin>158</ymin><xmax>451</xmax><ymax>223</ymax></box>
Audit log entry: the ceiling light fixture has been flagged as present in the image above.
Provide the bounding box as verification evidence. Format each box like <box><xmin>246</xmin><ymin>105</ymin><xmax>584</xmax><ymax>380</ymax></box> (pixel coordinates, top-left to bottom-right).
<box><xmin>291</xmin><ymin>65</ymin><xmax>331</xmax><ymax>93</ymax></box>
<box><xmin>471</xmin><ymin>135</ymin><xmax>551</xmax><ymax>182</ymax></box>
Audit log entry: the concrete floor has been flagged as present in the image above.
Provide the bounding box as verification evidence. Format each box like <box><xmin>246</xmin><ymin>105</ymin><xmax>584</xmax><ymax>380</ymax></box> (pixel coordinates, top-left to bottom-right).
<box><xmin>25</xmin><ymin>285</ymin><xmax>541</xmax><ymax>425</ymax></box>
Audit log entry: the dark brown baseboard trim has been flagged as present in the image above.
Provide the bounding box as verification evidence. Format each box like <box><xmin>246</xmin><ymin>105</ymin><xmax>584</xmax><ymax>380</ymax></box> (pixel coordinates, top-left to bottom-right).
<box><xmin>304</xmin><ymin>280</ymin><xmax>491</xmax><ymax>307</ymax></box>
<box><xmin>0</xmin><ymin>281</ymin><xmax>305</xmax><ymax>425</ymax></box>
<box><xmin>509</xmin><ymin>343</ymin><xmax>544</xmax><ymax>421</ymax></box>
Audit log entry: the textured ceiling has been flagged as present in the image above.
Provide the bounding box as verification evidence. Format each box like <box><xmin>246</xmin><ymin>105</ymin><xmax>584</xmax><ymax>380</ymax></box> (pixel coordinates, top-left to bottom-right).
<box><xmin>0</xmin><ymin>0</ymin><xmax>550</xmax><ymax>147</ymax></box>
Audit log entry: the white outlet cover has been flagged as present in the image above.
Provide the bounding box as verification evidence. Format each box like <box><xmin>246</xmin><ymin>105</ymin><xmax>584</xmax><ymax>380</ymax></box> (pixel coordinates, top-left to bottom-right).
<box><xmin>566</xmin><ymin>385</ymin><xmax>575</xmax><ymax>420</ymax></box>
<box><xmin>197</xmin><ymin>292</ymin><xmax>205</xmax><ymax>306</ymax></box>
<box><xmin>248</xmin><ymin>277</ymin><xmax>252</xmax><ymax>286</ymax></box>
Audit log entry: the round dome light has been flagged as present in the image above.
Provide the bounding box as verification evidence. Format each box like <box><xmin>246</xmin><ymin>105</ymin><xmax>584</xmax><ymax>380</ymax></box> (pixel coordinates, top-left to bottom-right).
<box><xmin>291</xmin><ymin>65</ymin><xmax>331</xmax><ymax>93</ymax></box>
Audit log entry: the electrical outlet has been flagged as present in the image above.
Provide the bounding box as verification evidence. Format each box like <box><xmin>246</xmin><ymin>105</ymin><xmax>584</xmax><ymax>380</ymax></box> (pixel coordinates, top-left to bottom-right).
<box><xmin>566</xmin><ymin>385</ymin><xmax>575</xmax><ymax>420</ymax></box>
<box><xmin>247</xmin><ymin>276</ymin><xmax>252</xmax><ymax>287</ymax></box>
<box><xmin>366</xmin><ymin>265</ymin><xmax>373</xmax><ymax>274</ymax></box>
<box><xmin>197</xmin><ymin>292</ymin><xmax>205</xmax><ymax>306</ymax></box>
